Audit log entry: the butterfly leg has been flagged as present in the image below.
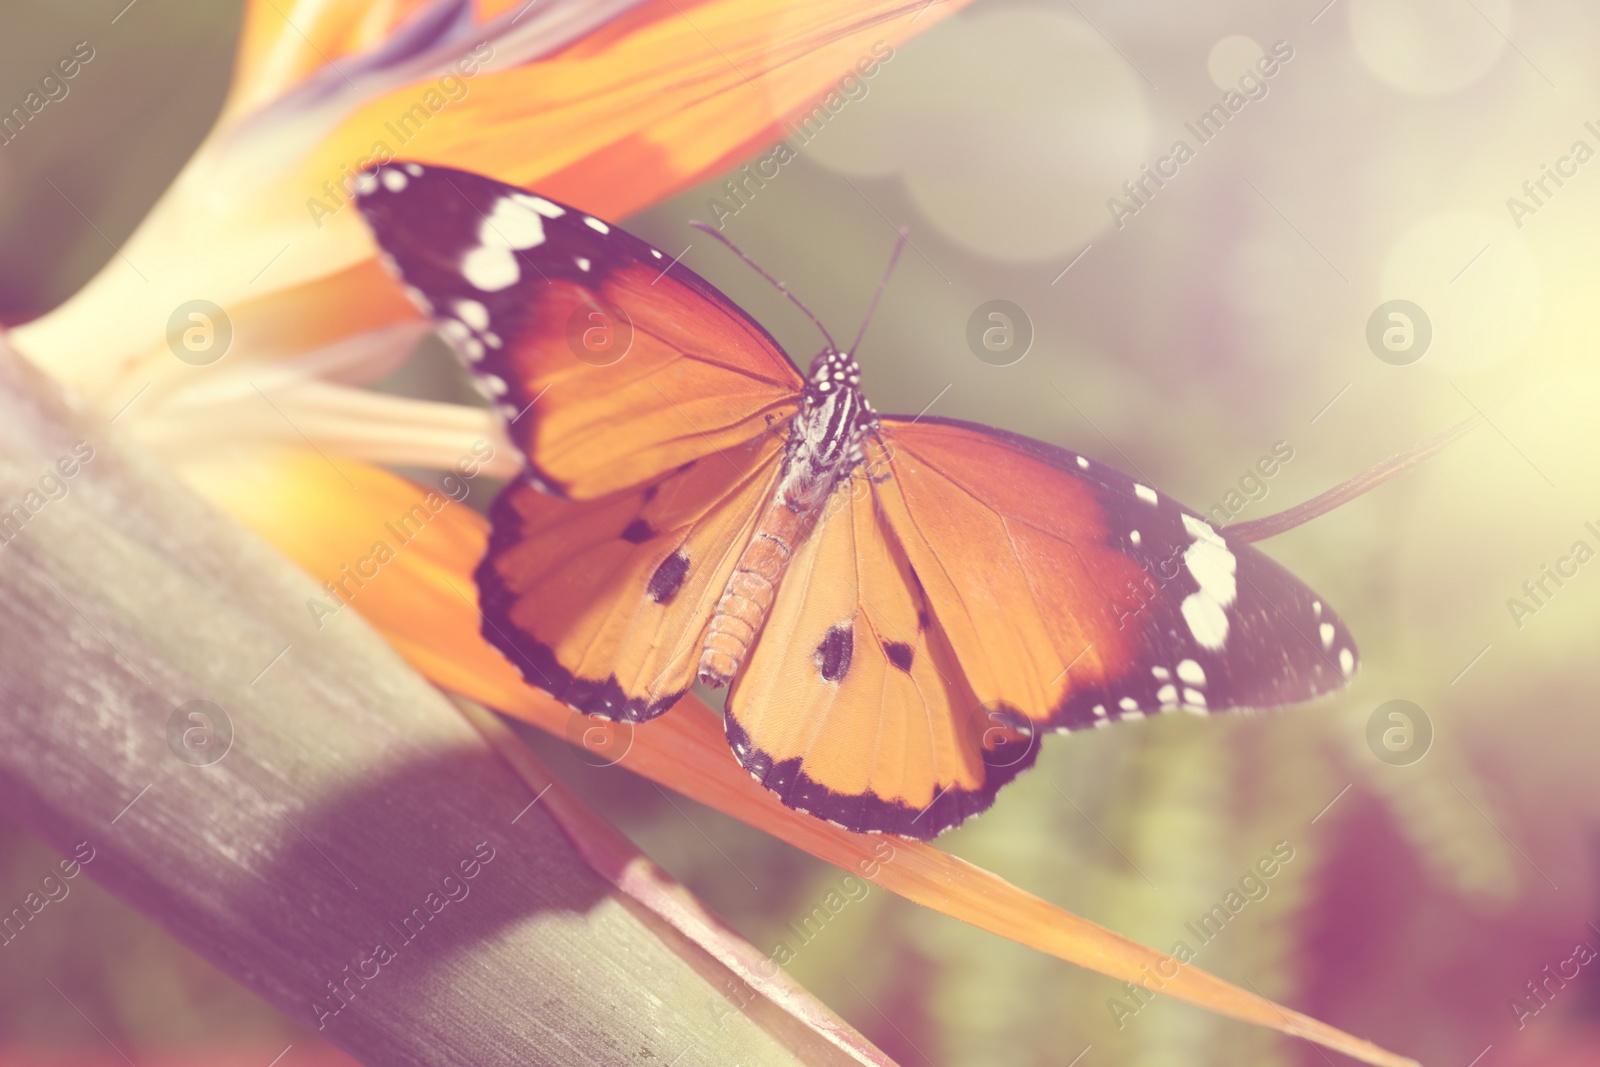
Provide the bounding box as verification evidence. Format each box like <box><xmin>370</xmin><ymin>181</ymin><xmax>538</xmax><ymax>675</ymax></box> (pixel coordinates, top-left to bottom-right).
<box><xmin>764</xmin><ymin>411</ymin><xmax>795</xmax><ymax>446</ymax></box>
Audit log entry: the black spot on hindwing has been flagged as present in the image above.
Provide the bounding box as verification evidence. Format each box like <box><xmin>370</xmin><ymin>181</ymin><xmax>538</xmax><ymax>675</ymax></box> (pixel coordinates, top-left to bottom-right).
<box><xmin>814</xmin><ymin>624</ymin><xmax>854</xmax><ymax>682</ymax></box>
<box><xmin>620</xmin><ymin>518</ymin><xmax>654</xmax><ymax>544</ymax></box>
<box><xmin>647</xmin><ymin>551</ymin><xmax>688</xmax><ymax>604</ymax></box>
<box><xmin>883</xmin><ymin>640</ymin><xmax>914</xmax><ymax>672</ymax></box>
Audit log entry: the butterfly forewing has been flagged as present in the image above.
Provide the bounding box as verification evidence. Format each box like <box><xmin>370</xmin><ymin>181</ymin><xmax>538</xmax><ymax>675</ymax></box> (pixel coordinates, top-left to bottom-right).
<box><xmin>876</xmin><ymin>417</ymin><xmax>1358</xmax><ymax>731</ymax></box>
<box><xmin>355</xmin><ymin>162</ymin><xmax>803</xmax><ymax>500</ymax></box>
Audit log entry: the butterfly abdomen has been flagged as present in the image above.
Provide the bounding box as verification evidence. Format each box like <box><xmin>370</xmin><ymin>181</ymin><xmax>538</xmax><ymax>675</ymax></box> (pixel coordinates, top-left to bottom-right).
<box><xmin>699</xmin><ymin>358</ymin><xmax>871</xmax><ymax>688</ymax></box>
<box><xmin>699</xmin><ymin>503</ymin><xmax>807</xmax><ymax>687</ymax></box>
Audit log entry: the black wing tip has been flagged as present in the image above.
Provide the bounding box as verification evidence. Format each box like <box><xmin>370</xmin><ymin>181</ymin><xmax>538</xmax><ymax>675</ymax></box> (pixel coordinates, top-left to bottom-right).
<box><xmin>1042</xmin><ymin>590</ymin><xmax>1362</xmax><ymax>736</ymax></box>
<box><xmin>349</xmin><ymin>160</ymin><xmax>808</xmax><ymax>387</ymax></box>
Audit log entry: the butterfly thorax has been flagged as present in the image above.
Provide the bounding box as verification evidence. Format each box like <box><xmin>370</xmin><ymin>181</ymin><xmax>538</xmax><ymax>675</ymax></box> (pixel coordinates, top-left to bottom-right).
<box><xmin>698</xmin><ymin>348</ymin><xmax>876</xmax><ymax>688</ymax></box>
<box><xmin>780</xmin><ymin>347</ymin><xmax>876</xmax><ymax>507</ymax></box>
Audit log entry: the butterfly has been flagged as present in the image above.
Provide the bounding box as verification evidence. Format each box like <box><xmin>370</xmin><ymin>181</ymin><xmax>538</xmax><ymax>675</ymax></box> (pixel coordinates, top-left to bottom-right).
<box><xmin>355</xmin><ymin>161</ymin><xmax>1358</xmax><ymax>839</ymax></box>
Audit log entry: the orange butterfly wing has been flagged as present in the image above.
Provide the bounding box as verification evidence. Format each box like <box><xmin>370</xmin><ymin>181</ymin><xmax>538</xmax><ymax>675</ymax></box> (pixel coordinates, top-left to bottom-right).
<box><xmin>872</xmin><ymin>417</ymin><xmax>1357</xmax><ymax>731</ymax></box>
<box><xmin>480</xmin><ymin>432</ymin><xmax>783</xmax><ymax>721</ymax></box>
<box><xmin>359</xmin><ymin>163</ymin><xmax>807</xmax><ymax>720</ymax></box>
<box><xmin>725</xmin><ymin>422</ymin><xmax>1358</xmax><ymax>836</ymax></box>
<box><xmin>726</xmin><ymin>477</ymin><xmax>1038</xmax><ymax>836</ymax></box>
<box><xmin>357</xmin><ymin>164</ymin><xmax>803</xmax><ymax>500</ymax></box>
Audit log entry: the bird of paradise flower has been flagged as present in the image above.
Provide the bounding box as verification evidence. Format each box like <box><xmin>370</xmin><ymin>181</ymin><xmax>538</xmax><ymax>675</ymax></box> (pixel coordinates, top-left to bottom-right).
<box><xmin>9</xmin><ymin>1</ymin><xmax>1418</xmax><ymax>1065</ymax></box>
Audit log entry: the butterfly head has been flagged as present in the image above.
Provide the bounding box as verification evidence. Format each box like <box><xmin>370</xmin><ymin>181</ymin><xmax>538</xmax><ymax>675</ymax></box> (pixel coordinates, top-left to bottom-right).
<box><xmin>803</xmin><ymin>347</ymin><xmax>864</xmax><ymax>409</ymax></box>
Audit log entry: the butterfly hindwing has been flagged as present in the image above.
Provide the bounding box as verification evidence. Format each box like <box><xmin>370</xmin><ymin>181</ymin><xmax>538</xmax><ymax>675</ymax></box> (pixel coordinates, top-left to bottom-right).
<box><xmin>355</xmin><ymin>162</ymin><xmax>804</xmax><ymax>500</ymax></box>
<box><xmin>874</xmin><ymin>416</ymin><xmax>1358</xmax><ymax>732</ymax></box>
<box><xmin>726</xmin><ymin>474</ymin><xmax>1039</xmax><ymax>837</ymax></box>
<box><xmin>479</xmin><ymin>433</ymin><xmax>784</xmax><ymax>722</ymax></box>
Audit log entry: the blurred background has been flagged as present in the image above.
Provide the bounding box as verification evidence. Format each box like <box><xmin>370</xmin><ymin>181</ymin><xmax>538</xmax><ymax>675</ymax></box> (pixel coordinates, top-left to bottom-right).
<box><xmin>4</xmin><ymin>0</ymin><xmax>1599</xmax><ymax>1065</ymax></box>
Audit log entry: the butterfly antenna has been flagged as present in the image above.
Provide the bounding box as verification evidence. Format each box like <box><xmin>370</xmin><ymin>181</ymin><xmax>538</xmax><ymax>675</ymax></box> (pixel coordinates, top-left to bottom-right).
<box><xmin>1225</xmin><ymin>412</ymin><xmax>1485</xmax><ymax>543</ymax></box>
<box><xmin>847</xmin><ymin>226</ymin><xmax>908</xmax><ymax>357</ymax></box>
<box><xmin>688</xmin><ymin>220</ymin><xmax>839</xmax><ymax>352</ymax></box>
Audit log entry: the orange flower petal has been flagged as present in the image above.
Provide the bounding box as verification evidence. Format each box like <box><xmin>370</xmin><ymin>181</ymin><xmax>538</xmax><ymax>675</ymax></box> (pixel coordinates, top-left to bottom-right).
<box><xmin>226</xmin><ymin>259</ymin><xmax>417</xmax><ymax>373</ymax></box>
<box><xmin>297</xmin><ymin>0</ymin><xmax>962</xmax><ymax>233</ymax></box>
<box><xmin>229</xmin><ymin>0</ymin><xmax>448</xmax><ymax>120</ymax></box>
<box><xmin>236</xmin><ymin>0</ymin><xmax>968</xmax><ymax>366</ymax></box>
<box><xmin>185</xmin><ymin>449</ymin><xmax>496</xmax><ymax>687</ymax></box>
<box><xmin>194</xmin><ymin>450</ymin><xmax>1419</xmax><ymax>1067</ymax></box>
<box><xmin>17</xmin><ymin>0</ymin><xmax>967</xmax><ymax>417</ymax></box>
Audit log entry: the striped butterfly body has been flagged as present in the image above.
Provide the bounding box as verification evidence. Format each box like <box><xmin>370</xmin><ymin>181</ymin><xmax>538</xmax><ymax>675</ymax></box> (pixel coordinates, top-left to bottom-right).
<box><xmin>357</xmin><ymin>162</ymin><xmax>1358</xmax><ymax>839</ymax></box>
<box><xmin>701</xmin><ymin>347</ymin><xmax>875</xmax><ymax>688</ymax></box>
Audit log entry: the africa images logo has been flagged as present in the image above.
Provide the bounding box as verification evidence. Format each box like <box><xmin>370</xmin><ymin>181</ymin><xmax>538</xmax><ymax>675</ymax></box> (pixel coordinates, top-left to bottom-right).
<box><xmin>1106</xmin><ymin>41</ymin><xmax>1295</xmax><ymax>229</ymax></box>
<box><xmin>0</xmin><ymin>41</ymin><xmax>96</xmax><ymax>148</ymax></box>
<box><xmin>703</xmin><ymin>41</ymin><xmax>895</xmax><ymax>229</ymax></box>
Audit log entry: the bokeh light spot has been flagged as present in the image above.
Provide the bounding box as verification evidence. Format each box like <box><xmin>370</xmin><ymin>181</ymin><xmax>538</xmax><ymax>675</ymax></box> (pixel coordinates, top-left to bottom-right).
<box><xmin>1349</xmin><ymin>0</ymin><xmax>1512</xmax><ymax>95</ymax></box>
<box><xmin>803</xmin><ymin>6</ymin><xmax>1152</xmax><ymax>261</ymax></box>
<box><xmin>1207</xmin><ymin>35</ymin><xmax>1266</xmax><ymax>92</ymax></box>
<box><xmin>1379</xmin><ymin>212</ymin><xmax>1540</xmax><ymax>375</ymax></box>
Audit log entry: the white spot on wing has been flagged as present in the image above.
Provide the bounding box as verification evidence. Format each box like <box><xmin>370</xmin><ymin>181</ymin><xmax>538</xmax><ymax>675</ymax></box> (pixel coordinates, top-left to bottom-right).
<box><xmin>1156</xmin><ymin>684</ymin><xmax>1177</xmax><ymax>706</ymax></box>
<box><xmin>1181</xmin><ymin>593</ymin><xmax>1229</xmax><ymax>651</ymax></box>
<box><xmin>1183</xmin><ymin>687</ymin><xmax>1206</xmax><ymax>707</ymax></box>
<box><xmin>1319</xmin><ymin>622</ymin><xmax>1335</xmax><ymax>648</ymax></box>
<box><xmin>1076</xmin><ymin>455</ymin><xmax>1089</xmax><ymax>469</ymax></box>
<box><xmin>1183</xmin><ymin>536</ymin><xmax>1237</xmax><ymax>605</ymax></box>
<box><xmin>1151</xmin><ymin>665</ymin><xmax>1169</xmax><ymax>680</ymax></box>
<box><xmin>584</xmin><ymin>215</ymin><xmax>610</xmax><ymax>233</ymax></box>
<box><xmin>380</xmin><ymin>168</ymin><xmax>407</xmax><ymax>192</ymax></box>
<box><xmin>404</xmin><ymin>163</ymin><xmax>423</xmax><ymax>177</ymax></box>
<box><xmin>1340</xmin><ymin>647</ymin><xmax>1355</xmax><ymax>675</ymax></box>
<box><xmin>514</xmin><ymin>193</ymin><xmax>565</xmax><ymax>218</ymax></box>
<box><xmin>481</xmin><ymin>195</ymin><xmax>546</xmax><ymax>250</ymax></box>
<box><xmin>355</xmin><ymin>172</ymin><xmax>378</xmax><ymax>196</ymax></box>
<box><xmin>1177</xmin><ymin>659</ymin><xmax>1205</xmax><ymax>685</ymax></box>
<box><xmin>462</xmin><ymin>246</ymin><xmax>518</xmax><ymax>291</ymax></box>
<box><xmin>453</xmin><ymin>299</ymin><xmax>489</xmax><ymax>330</ymax></box>
<box><xmin>1134</xmin><ymin>483</ymin><xmax>1158</xmax><ymax>505</ymax></box>
<box><xmin>575</xmin><ymin>256</ymin><xmax>591</xmax><ymax>271</ymax></box>
<box><xmin>1177</xmin><ymin>514</ymin><xmax>1238</xmax><ymax>650</ymax></box>
<box><xmin>1130</xmin><ymin>529</ymin><xmax>1141</xmax><ymax>546</ymax></box>
<box><xmin>1118</xmin><ymin>697</ymin><xmax>1138</xmax><ymax>711</ymax></box>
